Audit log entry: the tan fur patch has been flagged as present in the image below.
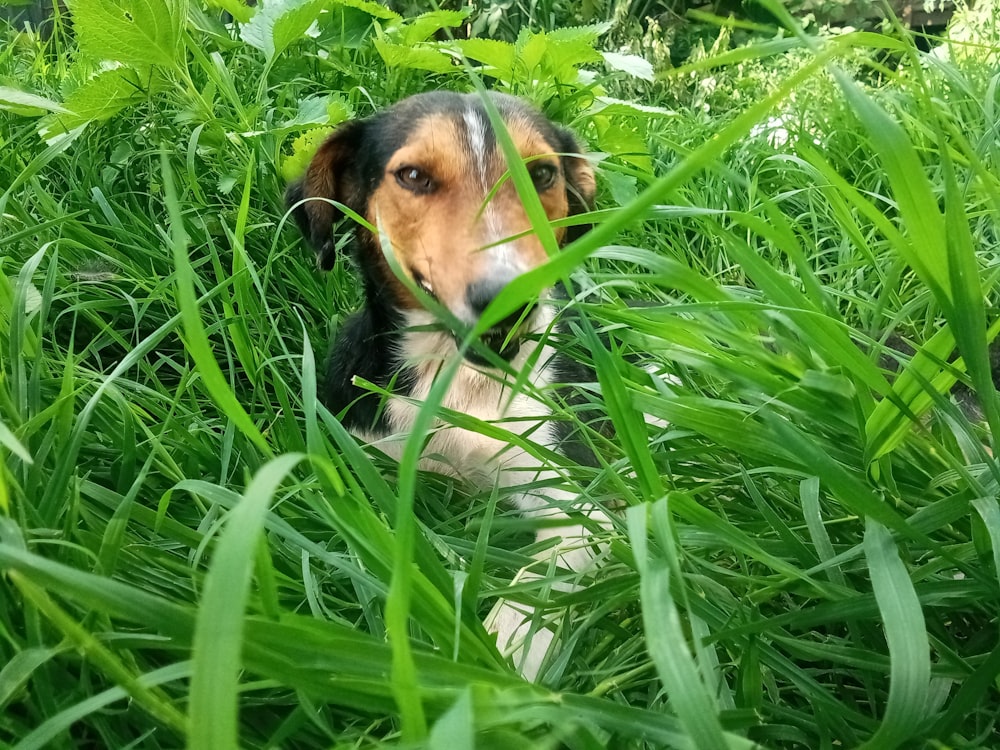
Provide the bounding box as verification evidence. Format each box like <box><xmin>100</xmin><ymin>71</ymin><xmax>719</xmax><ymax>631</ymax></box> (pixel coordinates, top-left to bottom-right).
<box><xmin>364</xmin><ymin>112</ymin><xmax>574</xmax><ymax>321</ymax></box>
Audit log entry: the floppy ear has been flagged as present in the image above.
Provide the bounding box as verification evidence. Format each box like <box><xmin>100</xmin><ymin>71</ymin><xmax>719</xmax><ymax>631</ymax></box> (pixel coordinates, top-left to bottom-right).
<box><xmin>555</xmin><ymin>128</ymin><xmax>597</xmax><ymax>243</ymax></box>
<box><xmin>285</xmin><ymin>120</ymin><xmax>367</xmax><ymax>270</ymax></box>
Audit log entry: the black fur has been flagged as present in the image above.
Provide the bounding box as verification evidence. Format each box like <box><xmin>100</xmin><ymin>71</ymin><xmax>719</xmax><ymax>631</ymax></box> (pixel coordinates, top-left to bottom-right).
<box><xmin>323</xmin><ymin>307</ymin><xmax>413</xmax><ymax>435</ymax></box>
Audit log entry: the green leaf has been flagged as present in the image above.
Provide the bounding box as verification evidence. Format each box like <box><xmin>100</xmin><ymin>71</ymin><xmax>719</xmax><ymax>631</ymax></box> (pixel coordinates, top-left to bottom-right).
<box><xmin>373</xmin><ymin>38</ymin><xmax>455</xmax><ymax>73</ymax></box>
<box><xmin>280</xmin><ymin>126</ymin><xmax>335</xmax><ymax>182</ymax></box>
<box><xmin>544</xmin><ymin>21</ymin><xmax>611</xmax><ymax>43</ymax></box>
<box><xmin>510</xmin><ymin>26</ymin><xmax>605</xmax><ymax>82</ymax></box>
<box><xmin>602</xmin><ymin>51</ymin><xmax>654</xmax><ymax>81</ymax></box>
<box><xmin>69</xmin><ymin>0</ymin><xmax>182</xmax><ymax>68</ymax></box>
<box><xmin>602</xmin><ymin>170</ymin><xmax>638</xmax><ymax>205</ymax></box>
<box><xmin>594</xmin><ymin>121</ymin><xmax>651</xmax><ymax>172</ymax></box>
<box><xmin>391</xmin><ymin>9</ymin><xmax>467</xmax><ymax>46</ymax></box>
<box><xmin>454</xmin><ymin>38</ymin><xmax>515</xmax><ymax>76</ymax></box>
<box><xmin>313</xmin><ymin>5</ymin><xmax>376</xmax><ymax>47</ymax></box>
<box><xmin>37</xmin><ymin>66</ymin><xmax>146</xmax><ymax>142</ymax></box>
<box><xmin>333</xmin><ymin>0</ymin><xmax>398</xmax><ymax>21</ymax></box>
<box><xmin>240</xmin><ymin>0</ymin><xmax>327</xmax><ymax>63</ymax></box>
<box><xmin>0</xmin><ymin>86</ymin><xmax>71</xmax><ymax>116</ymax></box>
<box><xmin>590</xmin><ymin>96</ymin><xmax>676</xmax><ymax>118</ymax></box>
<box><xmin>277</xmin><ymin>94</ymin><xmax>336</xmax><ymax>132</ymax></box>
<box><xmin>428</xmin><ymin>689</ymin><xmax>475</xmax><ymax>750</ymax></box>
<box><xmin>205</xmin><ymin>0</ymin><xmax>252</xmax><ymax>23</ymax></box>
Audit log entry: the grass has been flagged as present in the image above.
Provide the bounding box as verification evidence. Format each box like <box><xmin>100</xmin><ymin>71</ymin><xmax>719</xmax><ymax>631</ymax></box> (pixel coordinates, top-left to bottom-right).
<box><xmin>2</xmin><ymin>1</ymin><xmax>1000</xmax><ymax>747</ymax></box>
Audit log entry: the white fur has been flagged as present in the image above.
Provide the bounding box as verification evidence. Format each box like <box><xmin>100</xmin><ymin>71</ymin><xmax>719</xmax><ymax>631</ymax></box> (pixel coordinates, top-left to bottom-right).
<box><xmin>355</xmin><ymin>304</ymin><xmax>610</xmax><ymax>680</ymax></box>
<box><xmin>462</xmin><ymin>103</ymin><xmax>530</xmax><ymax>273</ymax></box>
<box><xmin>463</xmin><ymin>105</ymin><xmax>503</xmax><ymax>252</ymax></box>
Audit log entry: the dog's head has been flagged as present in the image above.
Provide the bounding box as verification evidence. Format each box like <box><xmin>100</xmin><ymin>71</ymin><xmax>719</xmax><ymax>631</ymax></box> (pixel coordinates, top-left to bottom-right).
<box><xmin>286</xmin><ymin>91</ymin><xmax>596</xmax><ymax>363</ymax></box>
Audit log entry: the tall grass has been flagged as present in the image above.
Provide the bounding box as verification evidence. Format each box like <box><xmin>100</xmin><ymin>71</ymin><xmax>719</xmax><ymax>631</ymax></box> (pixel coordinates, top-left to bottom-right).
<box><xmin>1</xmin><ymin>2</ymin><xmax>999</xmax><ymax>747</ymax></box>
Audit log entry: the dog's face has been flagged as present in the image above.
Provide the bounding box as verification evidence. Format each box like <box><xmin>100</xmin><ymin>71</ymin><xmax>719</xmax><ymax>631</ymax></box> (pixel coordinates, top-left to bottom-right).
<box><xmin>287</xmin><ymin>92</ymin><xmax>596</xmax><ymax>362</ymax></box>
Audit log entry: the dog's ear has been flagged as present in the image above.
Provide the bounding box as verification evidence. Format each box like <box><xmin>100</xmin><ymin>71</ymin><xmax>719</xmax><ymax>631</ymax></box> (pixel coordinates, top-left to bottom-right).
<box><xmin>286</xmin><ymin>120</ymin><xmax>367</xmax><ymax>270</ymax></box>
<box><xmin>555</xmin><ymin>128</ymin><xmax>596</xmax><ymax>243</ymax></box>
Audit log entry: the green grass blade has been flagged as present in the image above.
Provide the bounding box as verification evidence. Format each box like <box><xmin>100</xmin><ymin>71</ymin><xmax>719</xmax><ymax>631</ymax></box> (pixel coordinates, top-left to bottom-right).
<box><xmin>930</xmin><ymin>639</ymin><xmax>1000</xmax><ymax>740</ymax></box>
<box><xmin>577</xmin><ymin>321</ymin><xmax>662</xmax><ymax>502</ymax></box>
<box><xmin>799</xmin><ymin>476</ymin><xmax>845</xmax><ymax>587</ymax></box>
<box><xmin>627</xmin><ymin>500</ymin><xmax>729</xmax><ymax>749</ymax></box>
<box><xmin>160</xmin><ymin>149</ymin><xmax>271</xmax><ymax>457</ymax></box>
<box><xmin>971</xmin><ymin>497</ymin><xmax>1000</xmax><ymax>586</ymax></box>
<box><xmin>487</xmin><ymin>42</ymin><xmax>840</xmax><ymax>327</ymax></box>
<box><xmin>859</xmin><ymin>519</ymin><xmax>930</xmax><ymax>749</ymax></box>
<box><xmin>833</xmin><ymin>72</ymin><xmax>950</xmax><ymax>318</ymax></box>
<box><xmin>188</xmin><ymin>454</ymin><xmax>303</xmax><ymax>750</ymax></box>
<box><xmin>12</xmin><ymin>574</ymin><xmax>187</xmax><ymax>735</ymax></box>
<box><xmin>13</xmin><ymin>663</ymin><xmax>191</xmax><ymax>750</ymax></box>
<box><xmin>941</xmin><ymin>145</ymin><xmax>1000</xmax><ymax>447</ymax></box>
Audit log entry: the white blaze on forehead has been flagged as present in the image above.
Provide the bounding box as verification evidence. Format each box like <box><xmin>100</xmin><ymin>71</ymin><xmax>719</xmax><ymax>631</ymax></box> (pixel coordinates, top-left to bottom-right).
<box><xmin>462</xmin><ymin>102</ymin><xmax>512</xmax><ymax>263</ymax></box>
<box><xmin>462</xmin><ymin>104</ymin><xmax>489</xmax><ymax>190</ymax></box>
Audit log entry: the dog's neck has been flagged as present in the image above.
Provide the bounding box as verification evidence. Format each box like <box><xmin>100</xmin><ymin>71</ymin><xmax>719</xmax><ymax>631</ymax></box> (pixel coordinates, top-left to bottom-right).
<box><xmin>358</xmin><ymin>303</ymin><xmax>562</xmax><ymax>477</ymax></box>
<box><xmin>395</xmin><ymin>304</ymin><xmax>557</xmax><ymax>383</ymax></box>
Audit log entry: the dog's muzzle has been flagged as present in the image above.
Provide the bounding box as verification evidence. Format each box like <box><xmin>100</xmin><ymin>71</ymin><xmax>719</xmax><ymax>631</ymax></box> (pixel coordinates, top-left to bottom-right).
<box><xmin>458</xmin><ymin>307</ymin><xmax>537</xmax><ymax>365</ymax></box>
<box><xmin>460</xmin><ymin>278</ymin><xmax>536</xmax><ymax>366</ymax></box>
<box><xmin>461</xmin><ymin>325</ymin><xmax>523</xmax><ymax>366</ymax></box>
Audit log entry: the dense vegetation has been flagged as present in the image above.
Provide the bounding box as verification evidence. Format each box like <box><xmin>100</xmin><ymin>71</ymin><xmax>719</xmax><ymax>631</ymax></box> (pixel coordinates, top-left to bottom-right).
<box><xmin>2</xmin><ymin>0</ymin><xmax>999</xmax><ymax>747</ymax></box>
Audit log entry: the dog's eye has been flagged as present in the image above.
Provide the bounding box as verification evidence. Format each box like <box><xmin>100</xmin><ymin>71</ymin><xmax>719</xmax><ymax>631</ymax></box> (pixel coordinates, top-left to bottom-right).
<box><xmin>529</xmin><ymin>163</ymin><xmax>558</xmax><ymax>191</ymax></box>
<box><xmin>395</xmin><ymin>166</ymin><xmax>435</xmax><ymax>194</ymax></box>
<box><xmin>411</xmin><ymin>269</ymin><xmax>434</xmax><ymax>297</ymax></box>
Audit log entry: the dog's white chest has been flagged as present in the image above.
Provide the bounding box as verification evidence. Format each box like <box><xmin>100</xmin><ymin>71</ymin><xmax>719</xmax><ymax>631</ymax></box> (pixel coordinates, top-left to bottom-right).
<box><xmin>391</xmin><ymin>358</ymin><xmax>554</xmax><ymax>485</ymax></box>
<box><xmin>358</xmin><ymin>319</ymin><xmax>559</xmax><ymax>489</ymax></box>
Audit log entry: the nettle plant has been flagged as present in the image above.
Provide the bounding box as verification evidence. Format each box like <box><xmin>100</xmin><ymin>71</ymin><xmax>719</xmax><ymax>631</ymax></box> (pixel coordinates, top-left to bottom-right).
<box><xmin>0</xmin><ymin>0</ymin><xmax>667</xmax><ymax>195</ymax></box>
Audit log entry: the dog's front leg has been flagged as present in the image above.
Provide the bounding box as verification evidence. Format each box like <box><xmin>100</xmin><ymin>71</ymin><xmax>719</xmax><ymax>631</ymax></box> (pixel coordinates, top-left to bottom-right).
<box><xmin>485</xmin><ymin>492</ymin><xmax>611</xmax><ymax>681</ymax></box>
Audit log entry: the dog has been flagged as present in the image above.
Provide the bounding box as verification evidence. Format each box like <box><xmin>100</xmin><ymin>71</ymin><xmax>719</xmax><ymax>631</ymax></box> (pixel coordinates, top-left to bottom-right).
<box><xmin>286</xmin><ymin>91</ymin><xmax>610</xmax><ymax>679</ymax></box>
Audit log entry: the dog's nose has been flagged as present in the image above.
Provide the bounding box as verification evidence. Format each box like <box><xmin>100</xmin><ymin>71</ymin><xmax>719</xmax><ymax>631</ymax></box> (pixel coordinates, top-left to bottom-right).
<box><xmin>466</xmin><ymin>279</ymin><xmax>530</xmax><ymax>329</ymax></box>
